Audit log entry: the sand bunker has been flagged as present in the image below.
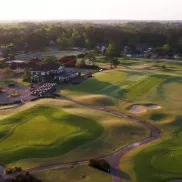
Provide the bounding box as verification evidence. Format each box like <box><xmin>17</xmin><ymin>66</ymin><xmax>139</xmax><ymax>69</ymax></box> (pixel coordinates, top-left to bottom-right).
<box><xmin>129</xmin><ymin>104</ymin><xmax>161</xmax><ymax>114</ymax></box>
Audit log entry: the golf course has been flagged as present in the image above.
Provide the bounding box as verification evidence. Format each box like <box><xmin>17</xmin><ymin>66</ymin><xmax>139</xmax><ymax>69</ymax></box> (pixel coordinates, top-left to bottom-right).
<box><xmin>58</xmin><ymin>61</ymin><xmax>182</xmax><ymax>182</ymax></box>
<box><xmin>1</xmin><ymin>59</ymin><xmax>182</xmax><ymax>182</ymax></box>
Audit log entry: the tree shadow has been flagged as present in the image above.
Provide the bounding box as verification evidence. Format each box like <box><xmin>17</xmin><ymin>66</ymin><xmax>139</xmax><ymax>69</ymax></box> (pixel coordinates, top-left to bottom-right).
<box><xmin>110</xmin><ymin>167</ymin><xmax>132</xmax><ymax>180</ymax></box>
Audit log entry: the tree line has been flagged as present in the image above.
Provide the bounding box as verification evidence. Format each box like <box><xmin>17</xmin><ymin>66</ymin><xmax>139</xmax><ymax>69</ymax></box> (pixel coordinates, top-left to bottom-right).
<box><xmin>0</xmin><ymin>21</ymin><xmax>182</xmax><ymax>54</ymax></box>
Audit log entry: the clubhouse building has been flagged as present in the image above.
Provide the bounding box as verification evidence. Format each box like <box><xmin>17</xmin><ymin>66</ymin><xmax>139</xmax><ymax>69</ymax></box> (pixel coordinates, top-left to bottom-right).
<box><xmin>29</xmin><ymin>62</ymin><xmax>79</xmax><ymax>83</ymax></box>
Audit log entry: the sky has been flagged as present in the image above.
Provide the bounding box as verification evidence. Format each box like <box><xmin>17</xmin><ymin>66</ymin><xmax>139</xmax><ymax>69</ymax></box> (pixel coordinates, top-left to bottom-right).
<box><xmin>0</xmin><ymin>0</ymin><xmax>182</xmax><ymax>21</ymax></box>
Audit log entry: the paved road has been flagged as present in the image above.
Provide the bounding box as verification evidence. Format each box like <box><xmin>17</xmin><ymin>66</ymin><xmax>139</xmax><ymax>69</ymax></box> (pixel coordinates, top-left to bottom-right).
<box><xmin>23</xmin><ymin>96</ymin><xmax>161</xmax><ymax>182</ymax></box>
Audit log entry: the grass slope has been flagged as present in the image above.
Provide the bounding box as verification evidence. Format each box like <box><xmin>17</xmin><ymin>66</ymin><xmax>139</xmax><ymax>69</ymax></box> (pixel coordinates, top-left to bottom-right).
<box><xmin>0</xmin><ymin>99</ymin><xmax>149</xmax><ymax>169</ymax></box>
<box><xmin>0</xmin><ymin>106</ymin><xmax>103</xmax><ymax>164</ymax></box>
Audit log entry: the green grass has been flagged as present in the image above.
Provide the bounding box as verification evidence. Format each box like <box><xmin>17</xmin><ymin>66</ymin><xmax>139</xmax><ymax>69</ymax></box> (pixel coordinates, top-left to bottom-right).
<box><xmin>61</xmin><ymin>70</ymin><xmax>155</xmax><ymax>99</ymax></box>
<box><xmin>15</xmin><ymin>50</ymin><xmax>83</xmax><ymax>60</ymax></box>
<box><xmin>0</xmin><ymin>106</ymin><xmax>103</xmax><ymax>164</ymax></box>
<box><xmin>134</xmin><ymin>130</ymin><xmax>182</xmax><ymax>182</ymax></box>
<box><xmin>59</xmin><ymin>66</ymin><xmax>182</xmax><ymax>181</ymax></box>
<box><xmin>0</xmin><ymin>80</ymin><xmax>16</xmax><ymax>85</ymax></box>
<box><xmin>0</xmin><ymin>99</ymin><xmax>148</xmax><ymax>169</ymax></box>
<box><xmin>122</xmin><ymin>75</ymin><xmax>167</xmax><ymax>100</ymax></box>
<box><xmin>34</xmin><ymin>165</ymin><xmax>112</xmax><ymax>182</ymax></box>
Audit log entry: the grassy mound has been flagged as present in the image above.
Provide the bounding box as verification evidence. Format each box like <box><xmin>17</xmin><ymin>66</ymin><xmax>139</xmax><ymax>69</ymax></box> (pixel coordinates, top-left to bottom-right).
<box><xmin>0</xmin><ymin>106</ymin><xmax>103</xmax><ymax>164</ymax></box>
<box><xmin>74</xmin><ymin>95</ymin><xmax>116</xmax><ymax>106</ymax></box>
<box><xmin>0</xmin><ymin>99</ymin><xmax>149</xmax><ymax>169</ymax></box>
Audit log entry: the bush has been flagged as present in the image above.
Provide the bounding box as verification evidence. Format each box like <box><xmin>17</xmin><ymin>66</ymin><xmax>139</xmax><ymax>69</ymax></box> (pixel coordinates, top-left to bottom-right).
<box><xmin>10</xmin><ymin>90</ymin><xmax>20</xmax><ymax>97</ymax></box>
<box><xmin>162</xmin><ymin>65</ymin><xmax>166</xmax><ymax>69</ymax></box>
<box><xmin>89</xmin><ymin>159</ymin><xmax>110</xmax><ymax>172</ymax></box>
<box><xmin>4</xmin><ymin>166</ymin><xmax>22</xmax><ymax>175</ymax></box>
<box><xmin>23</xmin><ymin>70</ymin><xmax>31</xmax><ymax>82</ymax></box>
<box><xmin>77</xmin><ymin>54</ymin><xmax>85</xmax><ymax>58</ymax></box>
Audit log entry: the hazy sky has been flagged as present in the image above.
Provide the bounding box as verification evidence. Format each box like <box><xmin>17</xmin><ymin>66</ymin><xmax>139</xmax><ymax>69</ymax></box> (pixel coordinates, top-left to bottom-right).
<box><xmin>1</xmin><ymin>0</ymin><xmax>182</xmax><ymax>20</ymax></box>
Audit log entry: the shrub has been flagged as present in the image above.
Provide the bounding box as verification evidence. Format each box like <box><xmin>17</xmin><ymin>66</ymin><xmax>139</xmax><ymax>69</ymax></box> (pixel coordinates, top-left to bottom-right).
<box><xmin>89</xmin><ymin>159</ymin><xmax>110</xmax><ymax>172</ymax></box>
<box><xmin>77</xmin><ymin>54</ymin><xmax>85</xmax><ymax>58</ymax></box>
<box><xmin>10</xmin><ymin>90</ymin><xmax>20</xmax><ymax>97</ymax></box>
<box><xmin>162</xmin><ymin>65</ymin><xmax>166</xmax><ymax>69</ymax></box>
<box><xmin>4</xmin><ymin>166</ymin><xmax>22</xmax><ymax>175</ymax></box>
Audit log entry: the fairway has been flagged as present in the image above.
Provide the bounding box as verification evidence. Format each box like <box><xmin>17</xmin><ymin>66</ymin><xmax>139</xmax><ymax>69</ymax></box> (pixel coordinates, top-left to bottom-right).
<box><xmin>15</xmin><ymin>50</ymin><xmax>83</xmax><ymax>60</ymax></box>
<box><xmin>61</xmin><ymin>70</ymin><xmax>155</xmax><ymax>99</ymax></box>
<box><xmin>59</xmin><ymin>66</ymin><xmax>182</xmax><ymax>182</ymax></box>
<box><xmin>0</xmin><ymin>106</ymin><xmax>103</xmax><ymax>164</ymax></box>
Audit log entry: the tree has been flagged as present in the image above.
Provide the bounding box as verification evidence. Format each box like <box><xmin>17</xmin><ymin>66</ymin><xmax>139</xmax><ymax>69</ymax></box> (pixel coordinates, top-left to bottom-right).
<box><xmin>162</xmin><ymin>44</ymin><xmax>171</xmax><ymax>52</ymax></box>
<box><xmin>0</xmin><ymin>68</ymin><xmax>14</xmax><ymax>80</ymax></box>
<box><xmin>89</xmin><ymin>159</ymin><xmax>110</xmax><ymax>172</ymax></box>
<box><xmin>42</xmin><ymin>56</ymin><xmax>57</xmax><ymax>63</ymax></box>
<box><xmin>76</xmin><ymin>59</ymin><xmax>86</xmax><ymax>68</ymax></box>
<box><xmin>113</xmin><ymin>58</ymin><xmax>120</xmax><ymax>68</ymax></box>
<box><xmin>105</xmin><ymin>43</ymin><xmax>120</xmax><ymax>68</ymax></box>
<box><xmin>84</xmin><ymin>51</ymin><xmax>96</xmax><ymax>65</ymax></box>
<box><xmin>23</xmin><ymin>70</ymin><xmax>31</xmax><ymax>82</ymax></box>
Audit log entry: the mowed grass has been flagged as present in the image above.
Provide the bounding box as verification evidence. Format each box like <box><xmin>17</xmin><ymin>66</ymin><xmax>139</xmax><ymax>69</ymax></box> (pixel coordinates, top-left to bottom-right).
<box><xmin>123</xmin><ymin>75</ymin><xmax>167</xmax><ymax>100</ymax></box>
<box><xmin>134</xmin><ymin>130</ymin><xmax>182</xmax><ymax>182</ymax></box>
<box><xmin>0</xmin><ymin>106</ymin><xmax>103</xmax><ymax>164</ymax></box>
<box><xmin>34</xmin><ymin>165</ymin><xmax>112</xmax><ymax>182</ymax></box>
<box><xmin>15</xmin><ymin>50</ymin><xmax>83</xmax><ymax>60</ymax></box>
<box><xmin>0</xmin><ymin>99</ymin><xmax>149</xmax><ymax>169</ymax></box>
<box><xmin>61</xmin><ymin>70</ymin><xmax>156</xmax><ymax>100</ymax></box>
<box><xmin>60</xmin><ymin>66</ymin><xmax>182</xmax><ymax>181</ymax></box>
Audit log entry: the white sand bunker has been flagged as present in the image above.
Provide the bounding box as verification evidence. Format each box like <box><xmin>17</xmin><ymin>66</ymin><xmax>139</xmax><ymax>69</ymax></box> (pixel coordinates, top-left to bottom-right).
<box><xmin>129</xmin><ymin>104</ymin><xmax>161</xmax><ymax>114</ymax></box>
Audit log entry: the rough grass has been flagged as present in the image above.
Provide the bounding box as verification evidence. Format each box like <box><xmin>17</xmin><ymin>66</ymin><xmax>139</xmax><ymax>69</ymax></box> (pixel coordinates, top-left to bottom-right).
<box><xmin>34</xmin><ymin>165</ymin><xmax>112</xmax><ymax>182</ymax></box>
<box><xmin>0</xmin><ymin>99</ymin><xmax>149</xmax><ymax>169</ymax></box>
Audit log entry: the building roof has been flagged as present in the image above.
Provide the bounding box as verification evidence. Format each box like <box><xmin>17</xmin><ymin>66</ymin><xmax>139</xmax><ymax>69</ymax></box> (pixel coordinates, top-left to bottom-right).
<box><xmin>30</xmin><ymin>61</ymin><xmax>60</xmax><ymax>71</ymax></box>
<box><xmin>5</xmin><ymin>60</ymin><xmax>26</xmax><ymax>64</ymax></box>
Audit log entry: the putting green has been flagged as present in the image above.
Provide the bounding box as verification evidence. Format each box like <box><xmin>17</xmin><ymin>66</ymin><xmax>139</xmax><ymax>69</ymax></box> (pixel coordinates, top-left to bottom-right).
<box><xmin>151</xmin><ymin>150</ymin><xmax>182</xmax><ymax>173</ymax></box>
<box><xmin>0</xmin><ymin>106</ymin><xmax>103</xmax><ymax>164</ymax></box>
<box><xmin>126</xmin><ymin>72</ymin><xmax>151</xmax><ymax>82</ymax></box>
<box><xmin>161</xmin><ymin>78</ymin><xmax>182</xmax><ymax>101</ymax></box>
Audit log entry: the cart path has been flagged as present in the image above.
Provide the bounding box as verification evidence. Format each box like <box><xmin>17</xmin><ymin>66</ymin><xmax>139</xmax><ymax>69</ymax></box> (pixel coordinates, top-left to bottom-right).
<box><xmin>24</xmin><ymin>96</ymin><xmax>161</xmax><ymax>182</ymax></box>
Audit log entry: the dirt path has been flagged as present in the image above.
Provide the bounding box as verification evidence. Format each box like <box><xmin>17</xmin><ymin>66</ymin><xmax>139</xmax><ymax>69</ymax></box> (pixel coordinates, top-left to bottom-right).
<box><xmin>21</xmin><ymin>96</ymin><xmax>160</xmax><ymax>182</ymax></box>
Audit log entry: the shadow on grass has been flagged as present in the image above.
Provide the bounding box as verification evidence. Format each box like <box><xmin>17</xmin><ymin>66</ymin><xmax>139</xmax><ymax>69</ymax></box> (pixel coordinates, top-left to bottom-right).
<box><xmin>89</xmin><ymin>165</ymin><xmax>131</xmax><ymax>180</ymax></box>
<box><xmin>64</xmin><ymin>77</ymin><xmax>125</xmax><ymax>99</ymax></box>
<box><xmin>110</xmin><ymin>167</ymin><xmax>132</xmax><ymax>180</ymax></box>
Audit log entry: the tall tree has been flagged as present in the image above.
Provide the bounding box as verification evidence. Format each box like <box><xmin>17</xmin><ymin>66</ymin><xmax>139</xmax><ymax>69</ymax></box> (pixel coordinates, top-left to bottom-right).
<box><xmin>23</xmin><ymin>69</ymin><xmax>31</xmax><ymax>82</ymax></box>
<box><xmin>105</xmin><ymin>43</ymin><xmax>120</xmax><ymax>68</ymax></box>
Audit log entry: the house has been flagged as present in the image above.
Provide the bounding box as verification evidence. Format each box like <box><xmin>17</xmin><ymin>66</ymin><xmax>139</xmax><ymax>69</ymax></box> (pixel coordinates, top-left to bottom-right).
<box><xmin>5</xmin><ymin>60</ymin><xmax>26</xmax><ymax>69</ymax></box>
<box><xmin>29</xmin><ymin>61</ymin><xmax>79</xmax><ymax>83</ymax></box>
